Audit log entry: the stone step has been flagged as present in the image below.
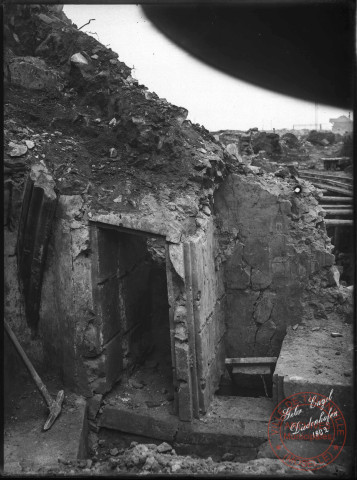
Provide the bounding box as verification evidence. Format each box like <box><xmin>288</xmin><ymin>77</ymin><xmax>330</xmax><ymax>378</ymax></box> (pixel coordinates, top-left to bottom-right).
<box><xmin>99</xmin><ymin>396</ymin><xmax>272</xmax><ymax>450</ymax></box>
<box><xmin>273</xmin><ymin>321</ymin><xmax>353</xmax><ymax>430</ymax></box>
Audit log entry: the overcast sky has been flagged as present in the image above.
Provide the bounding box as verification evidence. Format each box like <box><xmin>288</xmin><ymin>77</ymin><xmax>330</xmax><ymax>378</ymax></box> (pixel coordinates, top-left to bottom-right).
<box><xmin>64</xmin><ymin>5</ymin><xmax>351</xmax><ymax>132</ymax></box>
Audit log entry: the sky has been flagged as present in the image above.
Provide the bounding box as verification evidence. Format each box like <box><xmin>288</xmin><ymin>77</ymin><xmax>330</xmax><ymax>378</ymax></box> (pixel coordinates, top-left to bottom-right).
<box><xmin>64</xmin><ymin>5</ymin><xmax>351</xmax><ymax>132</ymax></box>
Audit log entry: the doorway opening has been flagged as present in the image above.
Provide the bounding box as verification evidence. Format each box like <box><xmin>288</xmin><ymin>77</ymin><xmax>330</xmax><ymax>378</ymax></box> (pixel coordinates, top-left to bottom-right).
<box><xmin>327</xmin><ymin>224</ymin><xmax>354</xmax><ymax>286</ymax></box>
<box><xmin>216</xmin><ymin>358</ymin><xmax>275</xmax><ymax>398</ymax></box>
<box><xmin>95</xmin><ymin>224</ymin><xmax>175</xmax><ymax>411</ymax></box>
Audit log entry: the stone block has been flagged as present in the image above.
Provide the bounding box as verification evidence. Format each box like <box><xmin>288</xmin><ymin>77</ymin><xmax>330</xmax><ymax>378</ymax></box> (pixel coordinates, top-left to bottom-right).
<box><xmin>57</xmin><ymin>195</ymin><xmax>83</xmax><ymax>221</ymax></box>
<box><xmin>176</xmin><ymin>417</ymin><xmax>266</xmax><ymax>448</ymax></box>
<box><xmin>87</xmin><ymin>394</ymin><xmax>103</xmax><ymax>421</ymax></box>
<box><xmin>9</xmin><ymin>56</ymin><xmax>59</xmax><ymax>91</ymax></box>
<box><xmin>81</xmin><ymin>321</ymin><xmax>101</xmax><ymax>357</ymax></box>
<box><xmin>225</xmin><ymin>325</ymin><xmax>258</xmax><ymax>358</ymax></box>
<box><xmin>251</xmin><ymin>268</ymin><xmax>272</xmax><ymax>290</ymax></box>
<box><xmin>99</xmin><ymin>407</ymin><xmax>179</xmax><ymax>441</ymax></box>
<box><xmin>255</xmin><ymin>320</ymin><xmax>277</xmax><ymax>348</ymax></box>
<box><xmin>226</xmin><ymin>264</ymin><xmax>250</xmax><ymax>289</ymax></box>
<box><xmin>325</xmin><ymin>265</ymin><xmax>340</xmax><ymax>287</ymax></box>
<box><xmin>174</xmin><ymin>305</ymin><xmax>187</xmax><ymax>324</ymax></box>
<box><xmin>226</xmin><ymin>291</ymin><xmax>259</xmax><ymax>329</ymax></box>
<box><xmin>253</xmin><ymin>292</ymin><xmax>276</xmax><ymax>325</ymax></box>
<box><xmin>243</xmin><ymin>238</ymin><xmax>270</xmax><ymax>270</ymax></box>
<box><xmin>82</xmin><ymin>355</ymin><xmax>106</xmax><ymax>384</ymax></box>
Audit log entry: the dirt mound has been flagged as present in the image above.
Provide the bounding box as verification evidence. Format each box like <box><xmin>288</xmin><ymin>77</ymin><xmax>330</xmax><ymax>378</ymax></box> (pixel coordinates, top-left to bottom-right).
<box><xmin>4</xmin><ymin>4</ymin><xmax>238</xmax><ymax>215</ymax></box>
<box><xmin>281</xmin><ymin>132</ymin><xmax>299</xmax><ymax>148</ymax></box>
<box><xmin>251</xmin><ymin>131</ymin><xmax>282</xmax><ymax>156</ymax></box>
<box><xmin>306</xmin><ymin>130</ymin><xmax>336</xmax><ymax>146</ymax></box>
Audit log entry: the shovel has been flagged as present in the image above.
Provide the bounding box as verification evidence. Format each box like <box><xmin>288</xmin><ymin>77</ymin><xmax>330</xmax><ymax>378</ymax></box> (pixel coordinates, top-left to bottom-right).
<box><xmin>4</xmin><ymin>320</ymin><xmax>65</xmax><ymax>431</ymax></box>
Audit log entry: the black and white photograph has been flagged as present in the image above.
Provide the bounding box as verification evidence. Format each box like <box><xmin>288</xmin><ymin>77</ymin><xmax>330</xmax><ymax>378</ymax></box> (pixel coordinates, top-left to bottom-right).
<box><xmin>3</xmin><ymin>0</ymin><xmax>355</xmax><ymax>476</ymax></box>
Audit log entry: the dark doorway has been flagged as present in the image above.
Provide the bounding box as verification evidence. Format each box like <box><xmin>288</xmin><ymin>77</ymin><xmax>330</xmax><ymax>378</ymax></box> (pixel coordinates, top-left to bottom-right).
<box><xmin>95</xmin><ymin>225</ymin><xmax>174</xmax><ymax>407</ymax></box>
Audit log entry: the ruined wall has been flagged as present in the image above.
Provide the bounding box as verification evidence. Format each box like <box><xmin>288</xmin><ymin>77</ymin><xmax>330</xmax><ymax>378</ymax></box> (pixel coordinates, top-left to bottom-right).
<box><xmin>4</xmin><ymin>179</ymin><xmax>45</xmax><ymax>398</ymax></box>
<box><xmin>39</xmin><ymin>195</ymin><xmax>93</xmax><ymax>396</ymax></box>
<box><xmin>4</xmin><ymin>4</ymin><xmax>353</xmax><ymax>418</ymax></box>
<box><xmin>214</xmin><ymin>173</ymin><xmax>339</xmax><ymax>358</ymax></box>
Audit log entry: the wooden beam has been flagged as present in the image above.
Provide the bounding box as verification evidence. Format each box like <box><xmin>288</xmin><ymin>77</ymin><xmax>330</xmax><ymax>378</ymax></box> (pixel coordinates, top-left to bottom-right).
<box><xmin>324</xmin><ymin>219</ymin><xmax>353</xmax><ymax>226</ymax></box>
<box><xmin>321</xmin><ymin>196</ymin><xmax>353</xmax><ymax>202</ymax></box>
<box><xmin>232</xmin><ymin>365</ymin><xmax>271</xmax><ymax>375</ymax></box>
<box><xmin>225</xmin><ymin>357</ymin><xmax>277</xmax><ymax>365</ymax></box>
<box><xmin>324</xmin><ymin>209</ymin><xmax>353</xmax><ymax>215</ymax></box>
<box><xmin>320</xmin><ymin>205</ymin><xmax>352</xmax><ymax>209</ymax></box>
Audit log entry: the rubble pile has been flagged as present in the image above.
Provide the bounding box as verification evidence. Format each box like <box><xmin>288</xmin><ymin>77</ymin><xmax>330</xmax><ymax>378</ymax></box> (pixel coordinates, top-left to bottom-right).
<box><xmin>42</xmin><ymin>441</ymin><xmax>311</xmax><ymax>476</ymax></box>
<box><xmin>213</xmin><ymin>126</ymin><xmax>352</xmax><ymax>168</ymax></box>
<box><xmin>306</xmin><ymin>130</ymin><xmax>336</xmax><ymax>146</ymax></box>
<box><xmin>4</xmin><ymin>4</ymin><xmax>233</xmax><ymax>207</ymax></box>
<box><xmin>251</xmin><ymin>131</ymin><xmax>282</xmax><ymax>156</ymax></box>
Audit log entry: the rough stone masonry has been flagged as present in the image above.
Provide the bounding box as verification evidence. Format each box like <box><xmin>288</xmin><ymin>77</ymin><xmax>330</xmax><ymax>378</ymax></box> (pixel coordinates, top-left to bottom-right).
<box><xmin>4</xmin><ymin>4</ymin><xmax>353</xmax><ymax>423</ymax></box>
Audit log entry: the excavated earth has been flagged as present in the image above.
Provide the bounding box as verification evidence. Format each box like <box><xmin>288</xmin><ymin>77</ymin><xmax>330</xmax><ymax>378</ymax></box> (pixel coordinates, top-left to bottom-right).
<box><xmin>3</xmin><ymin>4</ymin><xmax>354</xmax><ymax>477</ymax></box>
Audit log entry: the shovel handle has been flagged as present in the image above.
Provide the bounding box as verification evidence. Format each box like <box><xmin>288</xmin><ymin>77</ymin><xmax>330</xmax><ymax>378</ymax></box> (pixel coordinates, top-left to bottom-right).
<box><xmin>4</xmin><ymin>320</ymin><xmax>53</xmax><ymax>408</ymax></box>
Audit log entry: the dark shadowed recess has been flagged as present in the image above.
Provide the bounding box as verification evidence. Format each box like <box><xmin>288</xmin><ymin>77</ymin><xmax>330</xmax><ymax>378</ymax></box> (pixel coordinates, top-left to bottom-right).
<box><xmin>143</xmin><ymin>1</ymin><xmax>354</xmax><ymax>108</ymax></box>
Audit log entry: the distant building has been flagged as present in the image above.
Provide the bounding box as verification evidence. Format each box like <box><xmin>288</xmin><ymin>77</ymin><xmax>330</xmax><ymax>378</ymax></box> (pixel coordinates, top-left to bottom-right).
<box><xmin>329</xmin><ymin>115</ymin><xmax>353</xmax><ymax>134</ymax></box>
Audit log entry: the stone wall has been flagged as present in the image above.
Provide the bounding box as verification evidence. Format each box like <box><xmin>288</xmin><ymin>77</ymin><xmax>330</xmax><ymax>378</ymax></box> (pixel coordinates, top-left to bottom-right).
<box><xmin>39</xmin><ymin>195</ymin><xmax>93</xmax><ymax>396</ymax></box>
<box><xmin>4</xmin><ymin>176</ymin><xmax>45</xmax><ymax>397</ymax></box>
<box><xmin>214</xmin><ymin>173</ymin><xmax>338</xmax><ymax>359</ymax></box>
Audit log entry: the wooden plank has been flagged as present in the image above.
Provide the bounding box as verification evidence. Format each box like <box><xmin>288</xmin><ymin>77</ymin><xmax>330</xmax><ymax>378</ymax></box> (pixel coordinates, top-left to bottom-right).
<box><xmin>225</xmin><ymin>357</ymin><xmax>277</xmax><ymax>365</ymax></box>
<box><xmin>321</xmin><ymin>196</ymin><xmax>353</xmax><ymax>202</ymax></box>
<box><xmin>325</xmin><ymin>219</ymin><xmax>353</xmax><ymax>226</ymax></box>
<box><xmin>324</xmin><ymin>209</ymin><xmax>353</xmax><ymax>216</ymax></box>
<box><xmin>309</xmin><ymin>182</ymin><xmax>352</xmax><ymax>196</ymax></box>
<box><xmin>232</xmin><ymin>365</ymin><xmax>271</xmax><ymax>375</ymax></box>
<box><xmin>300</xmin><ymin>175</ymin><xmax>352</xmax><ymax>190</ymax></box>
<box><xmin>320</xmin><ymin>205</ymin><xmax>352</xmax><ymax>209</ymax></box>
<box><xmin>320</xmin><ymin>157</ymin><xmax>350</xmax><ymax>160</ymax></box>
<box><xmin>183</xmin><ymin>241</ymin><xmax>199</xmax><ymax>420</ymax></box>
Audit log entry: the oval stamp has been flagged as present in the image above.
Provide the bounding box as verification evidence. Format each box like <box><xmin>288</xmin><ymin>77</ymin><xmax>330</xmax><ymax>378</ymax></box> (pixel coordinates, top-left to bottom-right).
<box><xmin>268</xmin><ymin>390</ymin><xmax>347</xmax><ymax>472</ymax></box>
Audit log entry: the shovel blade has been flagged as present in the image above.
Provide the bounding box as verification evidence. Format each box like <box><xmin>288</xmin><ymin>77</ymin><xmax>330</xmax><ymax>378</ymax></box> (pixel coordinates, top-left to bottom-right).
<box><xmin>43</xmin><ymin>390</ymin><xmax>65</xmax><ymax>431</ymax></box>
